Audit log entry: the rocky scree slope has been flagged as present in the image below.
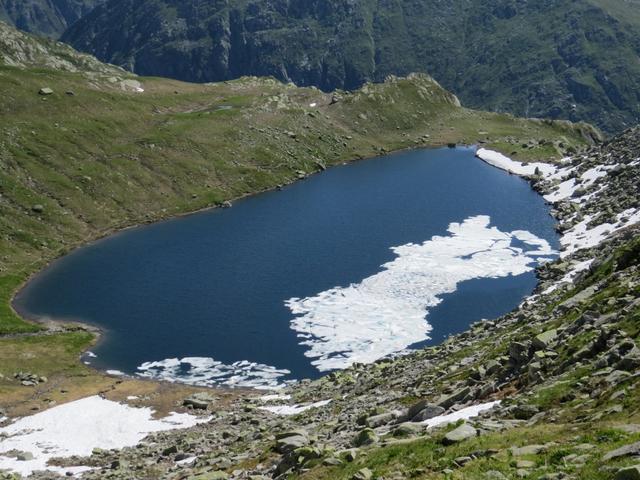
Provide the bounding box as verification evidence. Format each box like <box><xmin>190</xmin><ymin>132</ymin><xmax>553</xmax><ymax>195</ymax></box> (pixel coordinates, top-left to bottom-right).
<box><xmin>32</xmin><ymin>128</ymin><xmax>640</xmax><ymax>480</ymax></box>
<box><xmin>0</xmin><ymin>0</ymin><xmax>102</xmax><ymax>38</ymax></box>
<box><xmin>60</xmin><ymin>0</ymin><xmax>640</xmax><ymax>134</ymax></box>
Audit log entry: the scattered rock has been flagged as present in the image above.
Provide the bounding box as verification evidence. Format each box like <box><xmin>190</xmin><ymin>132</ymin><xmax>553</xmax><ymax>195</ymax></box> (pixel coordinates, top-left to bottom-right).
<box><xmin>443</xmin><ymin>423</ymin><xmax>477</xmax><ymax>444</ymax></box>
<box><xmin>352</xmin><ymin>468</ymin><xmax>373</xmax><ymax>480</ymax></box>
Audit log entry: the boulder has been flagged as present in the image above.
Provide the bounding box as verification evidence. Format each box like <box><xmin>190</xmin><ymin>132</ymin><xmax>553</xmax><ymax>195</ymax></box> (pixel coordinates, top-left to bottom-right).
<box><xmin>533</xmin><ymin>329</ymin><xmax>558</xmax><ymax>350</ymax></box>
<box><xmin>366</xmin><ymin>412</ymin><xmax>396</xmax><ymax>428</ymax></box>
<box><xmin>38</xmin><ymin>87</ymin><xmax>53</xmax><ymax>95</ymax></box>
<box><xmin>183</xmin><ymin>392</ymin><xmax>216</xmax><ymax>409</ymax></box>
<box><xmin>603</xmin><ymin>441</ymin><xmax>640</xmax><ymax>461</ymax></box>
<box><xmin>442</xmin><ymin>423</ymin><xmax>477</xmax><ymax>444</ymax></box>
<box><xmin>393</xmin><ymin>422</ymin><xmax>422</xmax><ymax>437</ymax></box>
<box><xmin>615</xmin><ymin>466</ymin><xmax>640</xmax><ymax>480</ymax></box>
<box><xmin>275</xmin><ymin>429</ymin><xmax>310</xmax><ymax>454</ymax></box>
<box><xmin>437</xmin><ymin>387</ymin><xmax>471</xmax><ymax>409</ymax></box>
<box><xmin>509</xmin><ymin>445</ymin><xmax>546</xmax><ymax>456</ymax></box>
<box><xmin>17</xmin><ymin>452</ymin><xmax>34</xmax><ymax>461</ymax></box>
<box><xmin>352</xmin><ymin>468</ymin><xmax>373</xmax><ymax>480</ymax></box>
<box><xmin>353</xmin><ymin>428</ymin><xmax>377</xmax><ymax>447</ymax></box>
<box><xmin>276</xmin><ymin>434</ymin><xmax>309</xmax><ymax>454</ymax></box>
<box><xmin>411</xmin><ymin>404</ymin><xmax>445</xmax><ymax>422</ymax></box>
<box><xmin>511</xmin><ymin>404</ymin><xmax>540</xmax><ymax>420</ymax></box>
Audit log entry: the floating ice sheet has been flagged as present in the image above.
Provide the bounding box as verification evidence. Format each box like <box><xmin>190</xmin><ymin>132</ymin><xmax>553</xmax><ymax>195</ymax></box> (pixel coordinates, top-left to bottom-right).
<box><xmin>287</xmin><ymin>215</ymin><xmax>555</xmax><ymax>371</ymax></box>
<box><xmin>137</xmin><ymin>357</ymin><xmax>291</xmax><ymax>390</ymax></box>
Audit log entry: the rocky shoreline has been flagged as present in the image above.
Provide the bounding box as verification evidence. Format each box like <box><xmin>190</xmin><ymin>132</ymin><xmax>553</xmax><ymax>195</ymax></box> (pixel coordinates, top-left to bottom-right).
<box><xmin>4</xmin><ymin>128</ymin><xmax>640</xmax><ymax>480</ymax></box>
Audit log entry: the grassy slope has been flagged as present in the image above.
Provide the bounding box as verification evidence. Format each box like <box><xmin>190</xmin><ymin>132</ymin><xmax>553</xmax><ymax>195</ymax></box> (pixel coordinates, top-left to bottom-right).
<box><xmin>0</xmin><ymin>60</ymin><xmax>595</xmax><ymax>410</ymax></box>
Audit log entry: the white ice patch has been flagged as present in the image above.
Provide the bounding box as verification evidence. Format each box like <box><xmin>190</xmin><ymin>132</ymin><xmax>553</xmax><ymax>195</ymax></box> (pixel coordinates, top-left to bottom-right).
<box><xmin>136</xmin><ymin>357</ymin><xmax>291</xmax><ymax>390</ymax></box>
<box><xmin>421</xmin><ymin>401</ymin><xmax>501</xmax><ymax>429</ymax></box>
<box><xmin>86</xmin><ymin>351</ymin><xmax>97</xmax><ymax>358</ymax></box>
<box><xmin>258</xmin><ymin>399</ymin><xmax>332</xmax><ymax>416</ymax></box>
<box><xmin>106</xmin><ymin>369</ymin><xmax>125</xmax><ymax>376</ymax></box>
<box><xmin>287</xmin><ymin>216</ymin><xmax>555</xmax><ymax>371</ymax></box>
<box><xmin>476</xmin><ymin>148</ymin><xmax>557</xmax><ymax>177</ymax></box>
<box><xmin>0</xmin><ymin>395</ymin><xmax>208</xmax><ymax>477</ymax></box>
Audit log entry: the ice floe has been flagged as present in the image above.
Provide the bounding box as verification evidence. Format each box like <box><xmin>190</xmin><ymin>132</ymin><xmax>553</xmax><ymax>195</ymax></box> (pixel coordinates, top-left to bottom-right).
<box><xmin>137</xmin><ymin>357</ymin><xmax>291</xmax><ymax>389</ymax></box>
<box><xmin>476</xmin><ymin>148</ymin><xmax>557</xmax><ymax>177</ymax></box>
<box><xmin>0</xmin><ymin>395</ymin><xmax>208</xmax><ymax>477</ymax></box>
<box><xmin>421</xmin><ymin>401</ymin><xmax>501</xmax><ymax>429</ymax></box>
<box><xmin>287</xmin><ymin>215</ymin><xmax>555</xmax><ymax>371</ymax></box>
<box><xmin>258</xmin><ymin>399</ymin><xmax>332</xmax><ymax>416</ymax></box>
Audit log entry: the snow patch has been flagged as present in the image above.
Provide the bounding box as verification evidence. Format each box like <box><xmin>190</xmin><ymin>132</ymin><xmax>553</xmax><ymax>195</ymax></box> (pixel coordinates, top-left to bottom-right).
<box><xmin>106</xmin><ymin>369</ymin><xmax>125</xmax><ymax>376</ymax></box>
<box><xmin>544</xmin><ymin>178</ymin><xmax>577</xmax><ymax>203</ymax></box>
<box><xmin>259</xmin><ymin>394</ymin><xmax>292</xmax><ymax>402</ymax></box>
<box><xmin>137</xmin><ymin>357</ymin><xmax>291</xmax><ymax>390</ymax></box>
<box><xmin>259</xmin><ymin>399</ymin><xmax>332</xmax><ymax>416</ymax></box>
<box><xmin>560</xmin><ymin>208</ymin><xmax>640</xmax><ymax>258</ymax></box>
<box><xmin>422</xmin><ymin>401</ymin><xmax>501</xmax><ymax>428</ymax></box>
<box><xmin>0</xmin><ymin>395</ymin><xmax>208</xmax><ymax>477</ymax></box>
<box><xmin>476</xmin><ymin>148</ymin><xmax>557</xmax><ymax>177</ymax></box>
<box><xmin>287</xmin><ymin>215</ymin><xmax>555</xmax><ymax>371</ymax></box>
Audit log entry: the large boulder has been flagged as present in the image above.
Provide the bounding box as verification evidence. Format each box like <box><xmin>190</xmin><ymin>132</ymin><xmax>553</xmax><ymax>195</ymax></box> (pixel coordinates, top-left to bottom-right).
<box><xmin>532</xmin><ymin>329</ymin><xmax>558</xmax><ymax>350</ymax></box>
<box><xmin>615</xmin><ymin>466</ymin><xmax>640</xmax><ymax>480</ymax></box>
<box><xmin>442</xmin><ymin>423</ymin><xmax>477</xmax><ymax>444</ymax></box>
<box><xmin>437</xmin><ymin>387</ymin><xmax>471</xmax><ymax>409</ymax></box>
<box><xmin>353</xmin><ymin>428</ymin><xmax>378</xmax><ymax>447</ymax></box>
<box><xmin>275</xmin><ymin>429</ymin><xmax>310</xmax><ymax>454</ymax></box>
<box><xmin>603</xmin><ymin>441</ymin><xmax>640</xmax><ymax>461</ymax></box>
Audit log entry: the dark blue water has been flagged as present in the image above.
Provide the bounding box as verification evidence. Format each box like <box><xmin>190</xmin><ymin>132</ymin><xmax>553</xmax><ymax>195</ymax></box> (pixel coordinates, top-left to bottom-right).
<box><xmin>14</xmin><ymin>147</ymin><xmax>558</xmax><ymax>386</ymax></box>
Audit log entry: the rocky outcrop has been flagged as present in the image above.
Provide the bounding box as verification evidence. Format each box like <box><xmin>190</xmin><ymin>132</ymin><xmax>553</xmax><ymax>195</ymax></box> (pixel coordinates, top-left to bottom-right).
<box><xmin>0</xmin><ymin>0</ymin><xmax>103</xmax><ymax>38</ymax></box>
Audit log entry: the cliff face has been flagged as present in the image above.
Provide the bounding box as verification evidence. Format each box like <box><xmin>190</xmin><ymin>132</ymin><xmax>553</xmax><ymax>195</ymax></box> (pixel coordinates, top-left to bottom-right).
<box><xmin>0</xmin><ymin>0</ymin><xmax>102</xmax><ymax>37</ymax></box>
<box><xmin>61</xmin><ymin>0</ymin><xmax>640</xmax><ymax>134</ymax></box>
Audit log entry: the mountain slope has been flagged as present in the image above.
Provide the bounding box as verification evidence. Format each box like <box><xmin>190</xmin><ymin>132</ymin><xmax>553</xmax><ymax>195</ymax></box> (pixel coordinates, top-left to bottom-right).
<box><xmin>0</xmin><ymin>0</ymin><xmax>102</xmax><ymax>38</ymax></box>
<box><xmin>61</xmin><ymin>0</ymin><xmax>640</xmax><ymax>134</ymax></box>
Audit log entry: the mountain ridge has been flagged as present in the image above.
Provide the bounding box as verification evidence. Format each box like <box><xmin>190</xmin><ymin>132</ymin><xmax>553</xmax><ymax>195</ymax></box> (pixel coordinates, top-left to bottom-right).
<box><xmin>60</xmin><ymin>0</ymin><xmax>640</xmax><ymax>134</ymax></box>
<box><xmin>0</xmin><ymin>0</ymin><xmax>102</xmax><ymax>38</ymax></box>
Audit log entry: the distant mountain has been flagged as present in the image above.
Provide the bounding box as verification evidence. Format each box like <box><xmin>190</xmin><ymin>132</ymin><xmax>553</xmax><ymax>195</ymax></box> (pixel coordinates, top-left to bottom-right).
<box><xmin>0</xmin><ymin>0</ymin><xmax>102</xmax><ymax>37</ymax></box>
<box><xmin>61</xmin><ymin>0</ymin><xmax>640</xmax><ymax>133</ymax></box>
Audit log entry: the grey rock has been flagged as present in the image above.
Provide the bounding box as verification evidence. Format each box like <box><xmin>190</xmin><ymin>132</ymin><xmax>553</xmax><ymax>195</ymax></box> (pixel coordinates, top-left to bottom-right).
<box><xmin>511</xmin><ymin>404</ymin><xmax>540</xmax><ymax>420</ymax></box>
<box><xmin>510</xmin><ymin>444</ymin><xmax>546</xmax><ymax>456</ymax></box>
<box><xmin>38</xmin><ymin>87</ymin><xmax>53</xmax><ymax>95</ymax></box>
<box><xmin>352</xmin><ymin>468</ymin><xmax>372</xmax><ymax>480</ymax></box>
<box><xmin>615</xmin><ymin>466</ymin><xmax>640</xmax><ymax>480</ymax></box>
<box><xmin>437</xmin><ymin>387</ymin><xmax>471</xmax><ymax>409</ymax></box>
<box><xmin>366</xmin><ymin>412</ymin><xmax>396</xmax><ymax>428</ymax></box>
<box><xmin>603</xmin><ymin>441</ymin><xmax>640</xmax><ymax>461</ymax></box>
<box><xmin>183</xmin><ymin>392</ymin><xmax>216</xmax><ymax>409</ymax></box>
<box><xmin>353</xmin><ymin>428</ymin><xmax>377</xmax><ymax>447</ymax></box>
<box><xmin>17</xmin><ymin>452</ymin><xmax>34</xmax><ymax>461</ymax></box>
<box><xmin>442</xmin><ymin>423</ymin><xmax>477</xmax><ymax>444</ymax></box>
<box><xmin>533</xmin><ymin>329</ymin><xmax>558</xmax><ymax>350</ymax></box>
